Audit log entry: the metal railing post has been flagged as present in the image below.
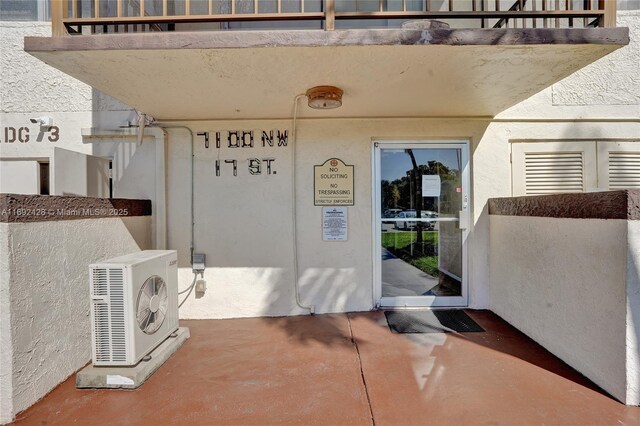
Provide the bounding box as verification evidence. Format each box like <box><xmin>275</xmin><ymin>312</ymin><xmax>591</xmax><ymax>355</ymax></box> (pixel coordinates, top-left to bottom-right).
<box><xmin>51</xmin><ymin>0</ymin><xmax>68</xmax><ymax>36</ymax></box>
<box><xmin>600</xmin><ymin>0</ymin><xmax>616</xmax><ymax>28</ymax></box>
<box><xmin>325</xmin><ymin>0</ymin><xmax>335</xmax><ymax>30</ymax></box>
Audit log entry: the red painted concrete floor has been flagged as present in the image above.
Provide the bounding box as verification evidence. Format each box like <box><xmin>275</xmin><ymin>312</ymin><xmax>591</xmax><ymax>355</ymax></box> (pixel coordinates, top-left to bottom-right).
<box><xmin>13</xmin><ymin>310</ymin><xmax>640</xmax><ymax>425</ymax></box>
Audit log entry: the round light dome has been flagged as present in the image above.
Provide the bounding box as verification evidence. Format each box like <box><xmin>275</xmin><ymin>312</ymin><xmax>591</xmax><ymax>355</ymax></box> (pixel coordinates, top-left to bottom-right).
<box><xmin>306</xmin><ymin>86</ymin><xmax>343</xmax><ymax>110</ymax></box>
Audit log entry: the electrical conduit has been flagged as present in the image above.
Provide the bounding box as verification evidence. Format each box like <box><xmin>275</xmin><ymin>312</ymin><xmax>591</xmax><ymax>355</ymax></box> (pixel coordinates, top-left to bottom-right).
<box><xmin>292</xmin><ymin>94</ymin><xmax>315</xmax><ymax>315</ymax></box>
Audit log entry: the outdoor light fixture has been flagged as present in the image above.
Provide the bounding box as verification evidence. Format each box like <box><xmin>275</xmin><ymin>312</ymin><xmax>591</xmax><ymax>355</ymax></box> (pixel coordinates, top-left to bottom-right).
<box><xmin>306</xmin><ymin>86</ymin><xmax>343</xmax><ymax>109</ymax></box>
<box><xmin>29</xmin><ymin>116</ymin><xmax>53</xmax><ymax>126</ymax></box>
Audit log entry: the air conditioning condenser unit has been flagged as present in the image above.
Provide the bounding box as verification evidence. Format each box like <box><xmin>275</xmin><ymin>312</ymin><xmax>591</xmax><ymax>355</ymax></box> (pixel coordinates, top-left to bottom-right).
<box><xmin>89</xmin><ymin>250</ymin><xmax>179</xmax><ymax>366</ymax></box>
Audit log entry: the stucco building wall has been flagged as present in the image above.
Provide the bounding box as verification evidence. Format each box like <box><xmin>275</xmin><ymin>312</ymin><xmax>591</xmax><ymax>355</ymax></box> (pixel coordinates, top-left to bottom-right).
<box><xmin>0</xmin><ymin>5</ymin><xmax>638</xmax><ymax>421</ymax></box>
<box><xmin>0</xmin><ymin>222</ymin><xmax>13</xmax><ymax>425</ymax></box>
<box><xmin>0</xmin><ymin>215</ymin><xmax>151</xmax><ymax>423</ymax></box>
<box><xmin>1</xmin><ymin>13</ymin><xmax>638</xmax><ymax>319</ymax></box>
<box><xmin>0</xmin><ymin>21</ymin><xmax>131</xmax><ymax>196</ymax></box>
<box><xmin>487</xmin><ymin>189</ymin><xmax>640</xmax><ymax>406</ymax></box>
<box><xmin>0</xmin><ymin>160</ymin><xmax>39</xmax><ymax>194</ymax></box>
<box><xmin>119</xmin><ymin>10</ymin><xmax>636</xmax><ymax>318</ymax></box>
<box><xmin>626</xmin><ymin>220</ymin><xmax>640</xmax><ymax>405</ymax></box>
<box><xmin>489</xmin><ymin>214</ymin><xmax>629</xmax><ymax>403</ymax></box>
<box><xmin>166</xmin><ymin>119</ymin><xmax>494</xmax><ymax>318</ymax></box>
<box><xmin>497</xmin><ymin>10</ymin><xmax>640</xmax><ymax>119</ymax></box>
<box><xmin>134</xmin><ymin>116</ymin><xmax>635</xmax><ymax>319</ymax></box>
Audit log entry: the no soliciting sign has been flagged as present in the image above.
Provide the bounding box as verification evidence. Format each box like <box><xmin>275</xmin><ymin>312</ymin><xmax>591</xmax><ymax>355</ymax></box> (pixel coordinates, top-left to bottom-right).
<box><xmin>314</xmin><ymin>158</ymin><xmax>354</xmax><ymax>206</ymax></box>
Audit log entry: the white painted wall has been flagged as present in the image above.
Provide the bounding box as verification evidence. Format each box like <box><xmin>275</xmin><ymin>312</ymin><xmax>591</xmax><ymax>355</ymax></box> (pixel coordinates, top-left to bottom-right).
<box><xmin>489</xmin><ymin>214</ymin><xmax>640</xmax><ymax>405</ymax></box>
<box><xmin>87</xmin><ymin>133</ymin><xmax>163</xmax><ymax>249</ymax></box>
<box><xmin>0</xmin><ymin>160</ymin><xmax>40</xmax><ymax>194</ymax></box>
<box><xmin>0</xmin><ymin>216</ymin><xmax>151</xmax><ymax>423</ymax></box>
<box><xmin>151</xmin><ymin>118</ymin><xmax>638</xmax><ymax>319</ymax></box>
<box><xmin>52</xmin><ymin>147</ymin><xmax>110</xmax><ymax>197</ymax></box>
<box><xmin>0</xmin><ymin>148</ymin><xmax>113</xmax><ymax>198</ymax></box>
<box><xmin>625</xmin><ymin>220</ymin><xmax>640</xmax><ymax>405</ymax></box>
<box><xmin>162</xmin><ymin>119</ymin><xmax>494</xmax><ymax>318</ymax></box>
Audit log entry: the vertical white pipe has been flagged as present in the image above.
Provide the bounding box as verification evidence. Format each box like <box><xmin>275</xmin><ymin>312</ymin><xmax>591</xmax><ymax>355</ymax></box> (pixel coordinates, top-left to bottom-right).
<box><xmin>291</xmin><ymin>94</ymin><xmax>314</xmax><ymax>314</ymax></box>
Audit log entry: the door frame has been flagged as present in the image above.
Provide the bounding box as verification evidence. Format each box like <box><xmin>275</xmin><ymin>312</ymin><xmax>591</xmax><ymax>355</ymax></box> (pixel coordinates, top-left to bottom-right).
<box><xmin>372</xmin><ymin>140</ymin><xmax>471</xmax><ymax>308</ymax></box>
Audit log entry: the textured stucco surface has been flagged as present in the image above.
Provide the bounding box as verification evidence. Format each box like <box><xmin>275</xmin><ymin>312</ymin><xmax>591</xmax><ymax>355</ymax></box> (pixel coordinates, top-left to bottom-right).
<box><xmin>0</xmin><ymin>22</ymin><xmax>134</xmax><ymax>201</ymax></box>
<box><xmin>489</xmin><ymin>215</ymin><xmax>629</xmax><ymax>403</ymax></box>
<box><xmin>552</xmin><ymin>11</ymin><xmax>640</xmax><ymax>106</ymax></box>
<box><xmin>488</xmin><ymin>190</ymin><xmax>640</xmax><ymax>220</ymax></box>
<box><xmin>0</xmin><ymin>21</ymin><xmax>133</xmax><ymax>186</ymax></box>
<box><xmin>0</xmin><ymin>223</ymin><xmax>13</xmax><ymax>425</ymax></box>
<box><xmin>0</xmin><ymin>216</ymin><xmax>152</xmax><ymax>422</ymax></box>
<box><xmin>0</xmin><ymin>194</ymin><xmax>152</xmax><ymax>223</ymax></box>
<box><xmin>1</xmin><ymin>22</ymin><xmax>91</xmax><ymax>114</ymax></box>
<box><xmin>498</xmin><ymin>10</ymin><xmax>640</xmax><ymax>119</ymax></box>
<box><xmin>0</xmin><ymin>22</ymin><xmax>130</xmax><ymax>114</ymax></box>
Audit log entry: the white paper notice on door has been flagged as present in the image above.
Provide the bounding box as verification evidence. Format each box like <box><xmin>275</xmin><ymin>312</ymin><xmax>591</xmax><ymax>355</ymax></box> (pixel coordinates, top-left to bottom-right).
<box><xmin>322</xmin><ymin>207</ymin><xmax>348</xmax><ymax>241</ymax></box>
<box><xmin>422</xmin><ymin>175</ymin><xmax>441</xmax><ymax>197</ymax></box>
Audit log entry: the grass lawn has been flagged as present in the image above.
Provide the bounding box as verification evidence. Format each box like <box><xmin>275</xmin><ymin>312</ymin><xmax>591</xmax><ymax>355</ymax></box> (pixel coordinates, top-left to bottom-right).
<box><xmin>381</xmin><ymin>231</ymin><xmax>439</xmax><ymax>276</ymax></box>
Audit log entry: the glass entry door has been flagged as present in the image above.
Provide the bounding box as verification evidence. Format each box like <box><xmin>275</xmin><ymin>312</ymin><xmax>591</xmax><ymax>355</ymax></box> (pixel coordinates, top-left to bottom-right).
<box><xmin>374</xmin><ymin>142</ymin><xmax>470</xmax><ymax>307</ymax></box>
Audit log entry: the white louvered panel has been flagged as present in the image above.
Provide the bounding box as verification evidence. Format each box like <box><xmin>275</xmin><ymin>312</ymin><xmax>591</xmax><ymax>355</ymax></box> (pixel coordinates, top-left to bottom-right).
<box><xmin>107</xmin><ymin>268</ymin><xmax>127</xmax><ymax>362</ymax></box>
<box><xmin>92</xmin><ymin>268</ymin><xmax>108</xmax><ymax>296</ymax></box>
<box><xmin>512</xmin><ymin>142</ymin><xmax>596</xmax><ymax>197</ymax></box>
<box><xmin>524</xmin><ymin>152</ymin><xmax>584</xmax><ymax>195</ymax></box>
<box><xmin>93</xmin><ymin>304</ymin><xmax>110</xmax><ymax>362</ymax></box>
<box><xmin>607</xmin><ymin>152</ymin><xmax>640</xmax><ymax>189</ymax></box>
<box><xmin>91</xmin><ymin>268</ymin><xmax>111</xmax><ymax>362</ymax></box>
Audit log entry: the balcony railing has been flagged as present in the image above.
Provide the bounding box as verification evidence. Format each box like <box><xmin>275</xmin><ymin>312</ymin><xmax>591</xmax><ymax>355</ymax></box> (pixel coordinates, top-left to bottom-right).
<box><xmin>51</xmin><ymin>0</ymin><xmax>617</xmax><ymax>37</ymax></box>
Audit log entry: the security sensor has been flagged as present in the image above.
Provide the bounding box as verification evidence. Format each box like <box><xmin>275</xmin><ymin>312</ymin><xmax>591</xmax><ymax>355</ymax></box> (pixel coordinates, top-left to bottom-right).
<box><xmin>29</xmin><ymin>117</ymin><xmax>53</xmax><ymax>126</ymax></box>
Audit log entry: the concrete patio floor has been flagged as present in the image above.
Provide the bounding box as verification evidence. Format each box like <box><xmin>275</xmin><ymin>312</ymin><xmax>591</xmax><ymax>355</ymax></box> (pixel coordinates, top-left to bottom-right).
<box><xmin>12</xmin><ymin>310</ymin><xmax>640</xmax><ymax>425</ymax></box>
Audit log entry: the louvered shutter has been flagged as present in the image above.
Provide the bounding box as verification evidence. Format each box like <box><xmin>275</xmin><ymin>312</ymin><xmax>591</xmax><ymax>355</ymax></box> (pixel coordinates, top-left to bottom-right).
<box><xmin>511</xmin><ymin>142</ymin><xmax>597</xmax><ymax>196</ymax></box>
<box><xmin>598</xmin><ymin>142</ymin><xmax>640</xmax><ymax>190</ymax></box>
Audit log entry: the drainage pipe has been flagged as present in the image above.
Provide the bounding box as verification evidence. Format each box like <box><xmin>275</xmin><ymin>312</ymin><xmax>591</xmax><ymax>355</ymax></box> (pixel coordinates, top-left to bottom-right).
<box><xmin>155</xmin><ymin>125</ymin><xmax>196</xmax><ymax>259</ymax></box>
<box><xmin>291</xmin><ymin>94</ymin><xmax>315</xmax><ymax>315</ymax></box>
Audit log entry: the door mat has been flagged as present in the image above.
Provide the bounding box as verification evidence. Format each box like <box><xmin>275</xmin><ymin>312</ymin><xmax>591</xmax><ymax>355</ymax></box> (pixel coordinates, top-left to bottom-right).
<box><xmin>384</xmin><ymin>310</ymin><xmax>485</xmax><ymax>333</ymax></box>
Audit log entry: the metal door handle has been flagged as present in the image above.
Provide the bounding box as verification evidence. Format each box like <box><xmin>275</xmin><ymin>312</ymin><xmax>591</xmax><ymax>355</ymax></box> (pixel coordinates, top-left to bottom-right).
<box><xmin>458</xmin><ymin>210</ymin><xmax>469</xmax><ymax>230</ymax></box>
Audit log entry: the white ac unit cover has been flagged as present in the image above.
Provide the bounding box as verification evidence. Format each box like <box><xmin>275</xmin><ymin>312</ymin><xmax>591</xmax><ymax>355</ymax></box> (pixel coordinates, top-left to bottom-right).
<box><xmin>89</xmin><ymin>250</ymin><xmax>179</xmax><ymax>366</ymax></box>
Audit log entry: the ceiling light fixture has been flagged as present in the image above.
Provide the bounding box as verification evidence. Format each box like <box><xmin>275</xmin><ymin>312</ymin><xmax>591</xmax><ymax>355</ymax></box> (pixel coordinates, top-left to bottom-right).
<box><xmin>306</xmin><ymin>86</ymin><xmax>343</xmax><ymax>110</ymax></box>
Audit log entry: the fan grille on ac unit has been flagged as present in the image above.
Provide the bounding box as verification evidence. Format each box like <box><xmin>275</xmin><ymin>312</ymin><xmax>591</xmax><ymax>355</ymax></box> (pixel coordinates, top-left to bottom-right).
<box><xmin>136</xmin><ymin>275</ymin><xmax>168</xmax><ymax>335</ymax></box>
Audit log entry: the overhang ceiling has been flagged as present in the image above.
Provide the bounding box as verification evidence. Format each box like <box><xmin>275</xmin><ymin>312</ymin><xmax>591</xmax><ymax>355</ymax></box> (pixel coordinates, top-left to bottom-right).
<box><xmin>24</xmin><ymin>28</ymin><xmax>628</xmax><ymax>120</ymax></box>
